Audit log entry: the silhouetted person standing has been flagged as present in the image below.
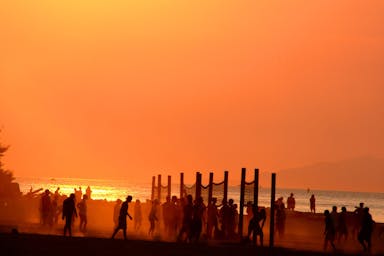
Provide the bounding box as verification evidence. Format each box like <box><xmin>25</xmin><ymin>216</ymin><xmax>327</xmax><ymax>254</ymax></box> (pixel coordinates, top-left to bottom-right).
<box><xmin>77</xmin><ymin>194</ymin><xmax>88</xmax><ymax>232</ymax></box>
<box><xmin>207</xmin><ymin>197</ymin><xmax>219</xmax><ymax>239</ymax></box>
<box><xmin>148</xmin><ymin>199</ymin><xmax>159</xmax><ymax>237</ymax></box>
<box><xmin>358</xmin><ymin>207</ymin><xmax>374</xmax><ymax>253</ymax></box>
<box><xmin>162</xmin><ymin>196</ymin><xmax>172</xmax><ymax>238</ymax></box>
<box><xmin>330</xmin><ymin>206</ymin><xmax>339</xmax><ymax>239</ymax></box>
<box><xmin>227</xmin><ymin>199</ymin><xmax>236</xmax><ymax>238</ymax></box>
<box><xmin>169</xmin><ymin>195</ymin><xmax>180</xmax><ymax>238</ymax></box>
<box><xmin>62</xmin><ymin>193</ymin><xmax>77</xmax><ymax>237</ymax></box>
<box><xmin>219</xmin><ymin>199</ymin><xmax>231</xmax><ymax>239</ymax></box>
<box><xmin>190</xmin><ymin>196</ymin><xmax>206</xmax><ymax>242</ymax></box>
<box><xmin>112</xmin><ymin>195</ymin><xmax>133</xmax><ymax>240</ymax></box>
<box><xmin>177</xmin><ymin>194</ymin><xmax>194</xmax><ymax>242</ymax></box>
<box><xmin>245</xmin><ymin>201</ymin><xmax>253</xmax><ymax>226</ymax></box>
<box><xmin>287</xmin><ymin>193</ymin><xmax>295</xmax><ymax>211</ymax></box>
<box><xmin>310</xmin><ymin>194</ymin><xmax>316</xmax><ymax>213</ymax></box>
<box><xmin>323</xmin><ymin>210</ymin><xmax>336</xmax><ymax>251</ymax></box>
<box><xmin>275</xmin><ymin>197</ymin><xmax>286</xmax><ymax>238</ymax></box>
<box><xmin>338</xmin><ymin>206</ymin><xmax>348</xmax><ymax>242</ymax></box>
<box><xmin>354</xmin><ymin>202</ymin><xmax>365</xmax><ymax>236</ymax></box>
<box><xmin>85</xmin><ymin>186</ymin><xmax>92</xmax><ymax>200</ymax></box>
<box><xmin>41</xmin><ymin>189</ymin><xmax>52</xmax><ymax>226</ymax></box>
<box><xmin>134</xmin><ymin>199</ymin><xmax>142</xmax><ymax>232</ymax></box>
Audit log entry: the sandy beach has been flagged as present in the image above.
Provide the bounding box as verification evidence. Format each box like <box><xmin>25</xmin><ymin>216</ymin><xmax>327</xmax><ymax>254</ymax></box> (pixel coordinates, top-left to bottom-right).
<box><xmin>0</xmin><ymin>232</ymin><xmax>368</xmax><ymax>256</ymax></box>
<box><xmin>1</xmin><ymin>199</ymin><xmax>383</xmax><ymax>256</ymax></box>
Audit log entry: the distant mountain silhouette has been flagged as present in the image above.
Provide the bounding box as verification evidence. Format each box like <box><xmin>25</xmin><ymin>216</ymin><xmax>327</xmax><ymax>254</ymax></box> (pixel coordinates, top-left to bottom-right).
<box><xmin>273</xmin><ymin>156</ymin><xmax>384</xmax><ymax>193</ymax></box>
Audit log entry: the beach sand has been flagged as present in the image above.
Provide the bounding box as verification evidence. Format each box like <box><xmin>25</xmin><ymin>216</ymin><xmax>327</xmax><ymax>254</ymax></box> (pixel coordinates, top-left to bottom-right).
<box><xmin>0</xmin><ymin>232</ymin><xmax>366</xmax><ymax>256</ymax></box>
<box><xmin>1</xmin><ymin>198</ymin><xmax>383</xmax><ymax>255</ymax></box>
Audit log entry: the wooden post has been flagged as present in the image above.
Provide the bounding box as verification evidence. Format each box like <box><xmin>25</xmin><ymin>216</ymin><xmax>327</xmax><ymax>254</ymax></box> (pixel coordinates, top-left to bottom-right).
<box><xmin>180</xmin><ymin>172</ymin><xmax>184</xmax><ymax>199</ymax></box>
<box><xmin>168</xmin><ymin>175</ymin><xmax>171</xmax><ymax>198</ymax></box>
<box><xmin>207</xmin><ymin>172</ymin><xmax>214</xmax><ymax>234</ymax></box>
<box><xmin>195</xmin><ymin>172</ymin><xmax>202</xmax><ymax>200</ymax></box>
<box><xmin>269</xmin><ymin>173</ymin><xmax>276</xmax><ymax>248</ymax></box>
<box><xmin>223</xmin><ymin>170</ymin><xmax>228</xmax><ymax>203</ymax></box>
<box><xmin>208</xmin><ymin>172</ymin><xmax>213</xmax><ymax>206</ymax></box>
<box><xmin>158</xmin><ymin>174</ymin><xmax>161</xmax><ymax>203</ymax></box>
<box><xmin>151</xmin><ymin>176</ymin><xmax>155</xmax><ymax>201</ymax></box>
<box><xmin>239</xmin><ymin>168</ymin><xmax>246</xmax><ymax>238</ymax></box>
<box><xmin>254</xmin><ymin>168</ymin><xmax>259</xmax><ymax>209</ymax></box>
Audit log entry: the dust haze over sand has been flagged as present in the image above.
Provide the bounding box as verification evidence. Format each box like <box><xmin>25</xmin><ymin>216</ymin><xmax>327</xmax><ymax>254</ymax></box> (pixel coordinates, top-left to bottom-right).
<box><xmin>1</xmin><ymin>196</ymin><xmax>384</xmax><ymax>255</ymax></box>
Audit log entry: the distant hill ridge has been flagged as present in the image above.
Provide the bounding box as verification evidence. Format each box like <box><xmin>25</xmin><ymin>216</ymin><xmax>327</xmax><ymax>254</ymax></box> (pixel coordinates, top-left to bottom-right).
<box><xmin>274</xmin><ymin>156</ymin><xmax>384</xmax><ymax>193</ymax></box>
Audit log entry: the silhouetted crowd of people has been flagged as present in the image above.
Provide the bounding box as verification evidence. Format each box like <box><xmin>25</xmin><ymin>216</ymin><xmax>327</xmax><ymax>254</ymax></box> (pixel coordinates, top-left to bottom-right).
<box><xmin>35</xmin><ymin>188</ymin><xmax>380</xmax><ymax>253</ymax></box>
<box><xmin>136</xmin><ymin>194</ymin><xmax>244</xmax><ymax>243</ymax></box>
<box><xmin>38</xmin><ymin>186</ymin><xmax>91</xmax><ymax>236</ymax></box>
<box><xmin>323</xmin><ymin>202</ymin><xmax>375</xmax><ymax>253</ymax></box>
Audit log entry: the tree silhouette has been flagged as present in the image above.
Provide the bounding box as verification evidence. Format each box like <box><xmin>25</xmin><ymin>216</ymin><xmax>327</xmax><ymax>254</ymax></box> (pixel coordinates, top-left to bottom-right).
<box><xmin>0</xmin><ymin>130</ymin><xmax>17</xmax><ymax>197</ymax></box>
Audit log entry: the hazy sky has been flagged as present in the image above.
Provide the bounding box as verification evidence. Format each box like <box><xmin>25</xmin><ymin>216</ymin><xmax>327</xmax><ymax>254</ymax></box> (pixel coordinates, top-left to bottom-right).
<box><xmin>1</xmin><ymin>1</ymin><xmax>384</xmax><ymax>186</ymax></box>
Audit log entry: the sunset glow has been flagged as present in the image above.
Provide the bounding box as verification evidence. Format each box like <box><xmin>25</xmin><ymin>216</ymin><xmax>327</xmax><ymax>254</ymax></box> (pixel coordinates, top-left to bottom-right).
<box><xmin>1</xmin><ymin>1</ymin><xmax>384</xmax><ymax>191</ymax></box>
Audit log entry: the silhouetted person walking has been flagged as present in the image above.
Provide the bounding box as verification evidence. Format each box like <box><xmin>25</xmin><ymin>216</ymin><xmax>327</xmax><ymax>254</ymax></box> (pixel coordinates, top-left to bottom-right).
<box><xmin>323</xmin><ymin>210</ymin><xmax>336</xmax><ymax>252</ymax></box>
<box><xmin>358</xmin><ymin>207</ymin><xmax>374</xmax><ymax>253</ymax></box>
<box><xmin>248</xmin><ymin>207</ymin><xmax>266</xmax><ymax>246</ymax></box>
<box><xmin>62</xmin><ymin>193</ymin><xmax>77</xmax><ymax>237</ymax></box>
<box><xmin>112</xmin><ymin>195</ymin><xmax>133</xmax><ymax>240</ymax></box>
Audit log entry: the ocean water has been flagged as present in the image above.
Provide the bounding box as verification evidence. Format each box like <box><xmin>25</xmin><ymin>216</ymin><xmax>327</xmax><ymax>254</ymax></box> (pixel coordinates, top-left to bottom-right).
<box><xmin>15</xmin><ymin>176</ymin><xmax>384</xmax><ymax>223</ymax></box>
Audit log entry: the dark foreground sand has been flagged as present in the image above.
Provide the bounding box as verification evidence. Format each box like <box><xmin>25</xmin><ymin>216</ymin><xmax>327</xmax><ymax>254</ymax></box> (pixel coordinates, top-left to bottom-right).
<box><xmin>0</xmin><ymin>232</ymin><xmax>365</xmax><ymax>256</ymax></box>
<box><xmin>1</xmin><ymin>198</ymin><xmax>384</xmax><ymax>255</ymax></box>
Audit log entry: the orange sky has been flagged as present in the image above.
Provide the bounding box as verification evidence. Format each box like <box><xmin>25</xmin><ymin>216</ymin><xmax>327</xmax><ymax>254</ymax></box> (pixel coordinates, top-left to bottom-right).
<box><xmin>1</xmin><ymin>1</ymin><xmax>384</xmax><ymax>187</ymax></box>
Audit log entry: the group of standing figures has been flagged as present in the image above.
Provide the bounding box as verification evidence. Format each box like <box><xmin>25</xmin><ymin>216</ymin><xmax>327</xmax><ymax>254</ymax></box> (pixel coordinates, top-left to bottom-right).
<box><xmin>323</xmin><ymin>203</ymin><xmax>375</xmax><ymax>253</ymax></box>
<box><xmin>40</xmin><ymin>188</ymin><xmax>379</xmax><ymax>254</ymax></box>
<box><xmin>40</xmin><ymin>187</ymin><xmax>90</xmax><ymax>237</ymax></box>
<box><xmin>112</xmin><ymin>194</ymin><xmax>246</xmax><ymax>242</ymax></box>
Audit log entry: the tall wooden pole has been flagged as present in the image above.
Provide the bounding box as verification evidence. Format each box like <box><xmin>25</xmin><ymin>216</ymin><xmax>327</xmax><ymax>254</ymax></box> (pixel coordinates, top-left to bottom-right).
<box><xmin>168</xmin><ymin>175</ymin><xmax>171</xmax><ymax>198</ymax></box>
<box><xmin>239</xmin><ymin>168</ymin><xmax>246</xmax><ymax>238</ymax></box>
<box><xmin>151</xmin><ymin>176</ymin><xmax>155</xmax><ymax>201</ymax></box>
<box><xmin>223</xmin><ymin>170</ymin><xmax>228</xmax><ymax>203</ymax></box>
<box><xmin>207</xmin><ymin>172</ymin><xmax>214</xmax><ymax>234</ymax></box>
<box><xmin>180</xmin><ymin>172</ymin><xmax>184</xmax><ymax>199</ymax></box>
<box><xmin>269</xmin><ymin>173</ymin><xmax>276</xmax><ymax>248</ymax></box>
<box><xmin>195</xmin><ymin>172</ymin><xmax>202</xmax><ymax>200</ymax></box>
<box><xmin>158</xmin><ymin>174</ymin><xmax>161</xmax><ymax>203</ymax></box>
<box><xmin>254</xmin><ymin>168</ymin><xmax>259</xmax><ymax>209</ymax></box>
<box><xmin>208</xmin><ymin>172</ymin><xmax>213</xmax><ymax>206</ymax></box>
